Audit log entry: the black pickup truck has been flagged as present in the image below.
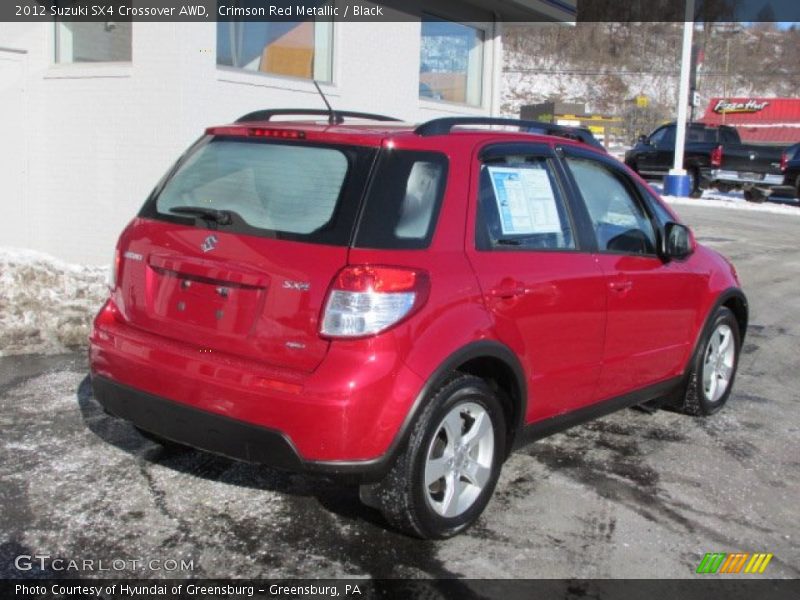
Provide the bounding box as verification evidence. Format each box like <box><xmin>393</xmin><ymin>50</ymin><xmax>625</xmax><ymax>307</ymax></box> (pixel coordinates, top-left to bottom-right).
<box><xmin>780</xmin><ymin>143</ymin><xmax>800</xmax><ymax>198</ymax></box>
<box><xmin>625</xmin><ymin>122</ymin><xmax>786</xmax><ymax>201</ymax></box>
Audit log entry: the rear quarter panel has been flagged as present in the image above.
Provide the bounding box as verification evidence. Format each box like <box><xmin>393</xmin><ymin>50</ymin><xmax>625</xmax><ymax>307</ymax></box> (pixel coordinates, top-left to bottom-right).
<box><xmin>345</xmin><ymin>136</ymin><xmax>499</xmax><ymax>440</ymax></box>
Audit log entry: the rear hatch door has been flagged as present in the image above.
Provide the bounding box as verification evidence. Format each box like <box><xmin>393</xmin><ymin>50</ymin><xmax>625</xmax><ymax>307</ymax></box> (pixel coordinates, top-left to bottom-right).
<box><xmin>118</xmin><ymin>130</ymin><xmax>375</xmax><ymax>372</ymax></box>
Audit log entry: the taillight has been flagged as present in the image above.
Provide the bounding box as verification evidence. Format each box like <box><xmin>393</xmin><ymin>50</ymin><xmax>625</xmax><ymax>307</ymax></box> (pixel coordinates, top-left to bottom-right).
<box><xmin>710</xmin><ymin>145</ymin><xmax>723</xmax><ymax>168</ymax></box>
<box><xmin>780</xmin><ymin>151</ymin><xmax>789</xmax><ymax>173</ymax></box>
<box><xmin>320</xmin><ymin>266</ymin><xmax>429</xmax><ymax>338</ymax></box>
<box><xmin>94</xmin><ymin>298</ymin><xmax>121</xmax><ymax>328</ymax></box>
<box><xmin>107</xmin><ymin>246</ymin><xmax>120</xmax><ymax>290</ymax></box>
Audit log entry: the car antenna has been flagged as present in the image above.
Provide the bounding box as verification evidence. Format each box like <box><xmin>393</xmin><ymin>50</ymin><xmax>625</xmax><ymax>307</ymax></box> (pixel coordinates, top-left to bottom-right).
<box><xmin>313</xmin><ymin>80</ymin><xmax>343</xmax><ymax>126</ymax></box>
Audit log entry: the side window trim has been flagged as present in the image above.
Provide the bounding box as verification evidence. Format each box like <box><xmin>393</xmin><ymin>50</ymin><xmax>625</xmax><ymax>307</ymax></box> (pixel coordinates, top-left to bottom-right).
<box><xmin>474</xmin><ymin>142</ymin><xmax>581</xmax><ymax>253</ymax></box>
<box><xmin>557</xmin><ymin>146</ymin><xmax>662</xmax><ymax>258</ymax></box>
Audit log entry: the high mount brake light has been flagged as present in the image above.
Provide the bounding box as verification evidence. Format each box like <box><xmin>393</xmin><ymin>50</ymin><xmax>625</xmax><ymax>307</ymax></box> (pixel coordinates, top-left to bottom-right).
<box><xmin>205</xmin><ymin>127</ymin><xmax>306</xmax><ymax>140</ymax></box>
<box><xmin>249</xmin><ymin>128</ymin><xmax>306</xmax><ymax>139</ymax></box>
<box><xmin>320</xmin><ymin>266</ymin><xmax>430</xmax><ymax>338</ymax></box>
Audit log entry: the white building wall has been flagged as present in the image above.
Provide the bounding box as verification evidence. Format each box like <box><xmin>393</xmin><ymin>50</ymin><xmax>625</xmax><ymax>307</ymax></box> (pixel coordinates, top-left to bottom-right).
<box><xmin>0</xmin><ymin>21</ymin><xmax>501</xmax><ymax>264</ymax></box>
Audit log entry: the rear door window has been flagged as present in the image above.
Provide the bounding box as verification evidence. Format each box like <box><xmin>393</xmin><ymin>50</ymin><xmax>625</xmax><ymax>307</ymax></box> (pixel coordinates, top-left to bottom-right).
<box><xmin>143</xmin><ymin>137</ymin><xmax>374</xmax><ymax>246</ymax></box>
<box><xmin>721</xmin><ymin>128</ymin><xmax>740</xmax><ymax>144</ymax></box>
<box><xmin>476</xmin><ymin>151</ymin><xmax>576</xmax><ymax>251</ymax></box>
<box><xmin>355</xmin><ymin>150</ymin><xmax>448</xmax><ymax>249</ymax></box>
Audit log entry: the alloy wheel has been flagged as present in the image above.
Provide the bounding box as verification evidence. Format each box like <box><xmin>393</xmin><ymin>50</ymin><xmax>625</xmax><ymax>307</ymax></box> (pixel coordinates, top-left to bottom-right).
<box><xmin>702</xmin><ymin>323</ymin><xmax>736</xmax><ymax>403</ymax></box>
<box><xmin>423</xmin><ymin>402</ymin><xmax>495</xmax><ymax>518</ymax></box>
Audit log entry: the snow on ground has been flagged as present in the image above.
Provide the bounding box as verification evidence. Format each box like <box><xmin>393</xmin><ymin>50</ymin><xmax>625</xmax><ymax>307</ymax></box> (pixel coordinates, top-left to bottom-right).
<box><xmin>0</xmin><ymin>248</ymin><xmax>108</xmax><ymax>356</ymax></box>
<box><xmin>663</xmin><ymin>194</ymin><xmax>800</xmax><ymax>216</ymax></box>
<box><xmin>648</xmin><ymin>182</ymin><xmax>800</xmax><ymax>217</ymax></box>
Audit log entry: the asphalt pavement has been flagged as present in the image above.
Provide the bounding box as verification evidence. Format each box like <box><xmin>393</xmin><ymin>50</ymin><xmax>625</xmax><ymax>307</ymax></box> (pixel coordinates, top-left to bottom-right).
<box><xmin>1</xmin><ymin>204</ymin><xmax>798</xmax><ymax>579</ymax></box>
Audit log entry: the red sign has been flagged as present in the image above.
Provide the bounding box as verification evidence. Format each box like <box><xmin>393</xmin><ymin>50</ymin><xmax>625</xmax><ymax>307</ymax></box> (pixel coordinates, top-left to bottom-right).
<box><xmin>703</xmin><ymin>98</ymin><xmax>800</xmax><ymax>123</ymax></box>
<box><xmin>712</xmin><ymin>99</ymin><xmax>770</xmax><ymax>115</ymax></box>
<box><xmin>701</xmin><ymin>98</ymin><xmax>800</xmax><ymax>144</ymax></box>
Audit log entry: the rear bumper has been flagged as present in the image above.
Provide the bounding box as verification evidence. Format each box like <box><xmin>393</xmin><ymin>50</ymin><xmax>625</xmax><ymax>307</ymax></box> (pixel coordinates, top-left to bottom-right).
<box><xmin>89</xmin><ymin>301</ymin><xmax>425</xmax><ymax>481</ymax></box>
<box><xmin>93</xmin><ymin>375</ymin><xmax>304</xmax><ymax>469</ymax></box>
<box><xmin>706</xmin><ymin>168</ymin><xmax>784</xmax><ymax>187</ymax></box>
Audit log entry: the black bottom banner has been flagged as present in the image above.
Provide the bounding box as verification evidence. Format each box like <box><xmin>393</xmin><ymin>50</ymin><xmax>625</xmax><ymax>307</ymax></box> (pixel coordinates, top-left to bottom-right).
<box><xmin>3</xmin><ymin>579</ymin><xmax>800</xmax><ymax>600</ymax></box>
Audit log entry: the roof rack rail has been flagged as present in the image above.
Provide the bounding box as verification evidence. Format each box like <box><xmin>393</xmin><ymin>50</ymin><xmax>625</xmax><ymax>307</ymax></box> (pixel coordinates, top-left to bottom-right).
<box><xmin>414</xmin><ymin>117</ymin><xmax>604</xmax><ymax>149</ymax></box>
<box><xmin>236</xmin><ymin>109</ymin><xmax>402</xmax><ymax>125</ymax></box>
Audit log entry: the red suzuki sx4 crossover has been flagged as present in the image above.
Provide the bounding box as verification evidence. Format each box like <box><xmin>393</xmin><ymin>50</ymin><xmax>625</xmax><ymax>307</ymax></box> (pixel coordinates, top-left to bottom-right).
<box><xmin>90</xmin><ymin>111</ymin><xmax>747</xmax><ymax>538</ymax></box>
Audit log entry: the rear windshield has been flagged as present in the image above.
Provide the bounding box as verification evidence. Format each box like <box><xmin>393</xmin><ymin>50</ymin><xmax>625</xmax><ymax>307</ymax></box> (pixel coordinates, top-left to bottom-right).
<box><xmin>141</xmin><ymin>137</ymin><xmax>374</xmax><ymax>245</ymax></box>
<box><xmin>687</xmin><ymin>126</ymin><xmax>738</xmax><ymax>144</ymax></box>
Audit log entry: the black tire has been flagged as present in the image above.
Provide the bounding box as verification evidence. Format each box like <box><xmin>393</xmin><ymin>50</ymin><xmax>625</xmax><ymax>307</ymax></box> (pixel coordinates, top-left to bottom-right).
<box><xmin>678</xmin><ymin>307</ymin><xmax>741</xmax><ymax>416</ymax></box>
<box><xmin>369</xmin><ymin>374</ymin><xmax>506</xmax><ymax>539</ymax></box>
<box><xmin>689</xmin><ymin>168</ymin><xmax>703</xmax><ymax>198</ymax></box>
<box><xmin>743</xmin><ymin>188</ymin><xmax>766</xmax><ymax>203</ymax></box>
<box><xmin>795</xmin><ymin>176</ymin><xmax>800</xmax><ymax>199</ymax></box>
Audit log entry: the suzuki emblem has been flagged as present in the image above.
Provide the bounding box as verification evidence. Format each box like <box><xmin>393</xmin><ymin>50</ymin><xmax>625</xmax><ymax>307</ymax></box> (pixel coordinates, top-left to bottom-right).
<box><xmin>201</xmin><ymin>234</ymin><xmax>218</xmax><ymax>253</ymax></box>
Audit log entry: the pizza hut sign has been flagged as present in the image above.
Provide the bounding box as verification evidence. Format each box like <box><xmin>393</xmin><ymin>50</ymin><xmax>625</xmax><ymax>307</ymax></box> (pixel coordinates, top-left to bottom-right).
<box><xmin>713</xmin><ymin>99</ymin><xmax>770</xmax><ymax>115</ymax></box>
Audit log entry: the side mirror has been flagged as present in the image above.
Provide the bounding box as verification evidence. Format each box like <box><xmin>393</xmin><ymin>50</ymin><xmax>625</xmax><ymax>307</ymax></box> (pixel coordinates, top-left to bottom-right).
<box><xmin>663</xmin><ymin>222</ymin><xmax>693</xmax><ymax>260</ymax></box>
<box><xmin>638</xmin><ymin>134</ymin><xmax>649</xmax><ymax>145</ymax></box>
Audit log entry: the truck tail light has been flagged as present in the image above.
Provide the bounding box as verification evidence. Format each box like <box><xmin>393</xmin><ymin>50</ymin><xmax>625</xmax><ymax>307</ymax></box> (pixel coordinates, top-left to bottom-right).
<box><xmin>320</xmin><ymin>266</ymin><xmax>430</xmax><ymax>338</ymax></box>
<box><xmin>780</xmin><ymin>151</ymin><xmax>788</xmax><ymax>173</ymax></box>
<box><xmin>710</xmin><ymin>145</ymin><xmax>724</xmax><ymax>168</ymax></box>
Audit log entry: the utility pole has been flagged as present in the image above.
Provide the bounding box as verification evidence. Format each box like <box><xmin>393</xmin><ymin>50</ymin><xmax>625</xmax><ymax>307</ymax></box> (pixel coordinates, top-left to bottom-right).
<box><xmin>723</xmin><ymin>36</ymin><xmax>730</xmax><ymax>126</ymax></box>
<box><xmin>720</xmin><ymin>26</ymin><xmax>742</xmax><ymax>128</ymax></box>
<box><xmin>664</xmin><ymin>0</ymin><xmax>695</xmax><ymax>197</ymax></box>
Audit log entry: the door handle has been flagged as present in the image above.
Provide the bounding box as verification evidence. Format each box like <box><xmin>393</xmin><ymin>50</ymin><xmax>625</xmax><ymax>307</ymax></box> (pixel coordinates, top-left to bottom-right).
<box><xmin>609</xmin><ymin>280</ymin><xmax>633</xmax><ymax>293</ymax></box>
<box><xmin>489</xmin><ymin>280</ymin><xmax>529</xmax><ymax>299</ymax></box>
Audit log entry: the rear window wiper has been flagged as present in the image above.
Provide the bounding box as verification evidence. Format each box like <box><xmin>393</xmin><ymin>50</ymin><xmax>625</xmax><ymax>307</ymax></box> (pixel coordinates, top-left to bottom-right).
<box><xmin>169</xmin><ymin>206</ymin><xmax>233</xmax><ymax>225</ymax></box>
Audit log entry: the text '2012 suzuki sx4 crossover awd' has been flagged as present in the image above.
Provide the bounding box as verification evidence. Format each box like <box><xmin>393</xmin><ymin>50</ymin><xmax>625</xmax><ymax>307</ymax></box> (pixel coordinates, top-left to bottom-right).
<box><xmin>90</xmin><ymin>111</ymin><xmax>747</xmax><ymax>539</ymax></box>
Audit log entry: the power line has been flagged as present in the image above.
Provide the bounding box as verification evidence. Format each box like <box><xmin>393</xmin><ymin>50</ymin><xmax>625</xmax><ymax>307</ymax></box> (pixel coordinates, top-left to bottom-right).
<box><xmin>503</xmin><ymin>69</ymin><xmax>799</xmax><ymax>77</ymax></box>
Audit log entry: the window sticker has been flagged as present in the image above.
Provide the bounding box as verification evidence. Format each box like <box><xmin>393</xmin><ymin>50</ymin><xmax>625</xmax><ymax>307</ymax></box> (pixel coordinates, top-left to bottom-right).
<box><xmin>487</xmin><ymin>166</ymin><xmax>562</xmax><ymax>235</ymax></box>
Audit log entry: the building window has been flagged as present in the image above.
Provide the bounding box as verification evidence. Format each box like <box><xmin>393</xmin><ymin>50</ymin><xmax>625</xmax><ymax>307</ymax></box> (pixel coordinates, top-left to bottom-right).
<box><xmin>419</xmin><ymin>15</ymin><xmax>484</xmax><ymax>106</ymax></box>
<box><xmin>55</xmin><ymin>23</ymin><xmax>132</xmax><ymax>63</ymax></box>
<box><xmin>217</xmin><ymin>20</ymin><xmax>333</xmax><ymax>82</ymax></box>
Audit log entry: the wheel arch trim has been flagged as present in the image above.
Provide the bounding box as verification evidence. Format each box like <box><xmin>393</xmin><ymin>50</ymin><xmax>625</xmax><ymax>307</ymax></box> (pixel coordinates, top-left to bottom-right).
<box><xmin>412</xmin><ymin>340</ymin><xmax>529</xmax><ymax>455</ymax></box>
<box><xmin>310</xmin><ymin>340</ymin><xmax>527</xmax><ymax>480</ymax></box>
<box><xmin>687</xmin><ymin>287</ymin><xmax>748</xmax><ymax>379</ymax></box>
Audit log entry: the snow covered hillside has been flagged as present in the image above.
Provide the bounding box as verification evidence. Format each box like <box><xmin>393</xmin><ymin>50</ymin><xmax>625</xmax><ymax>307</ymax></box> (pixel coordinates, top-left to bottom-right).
<box><xmin>502</xmin><ymin>23</ymin><xmax>800</xmax><ymax>123</ymax></box>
